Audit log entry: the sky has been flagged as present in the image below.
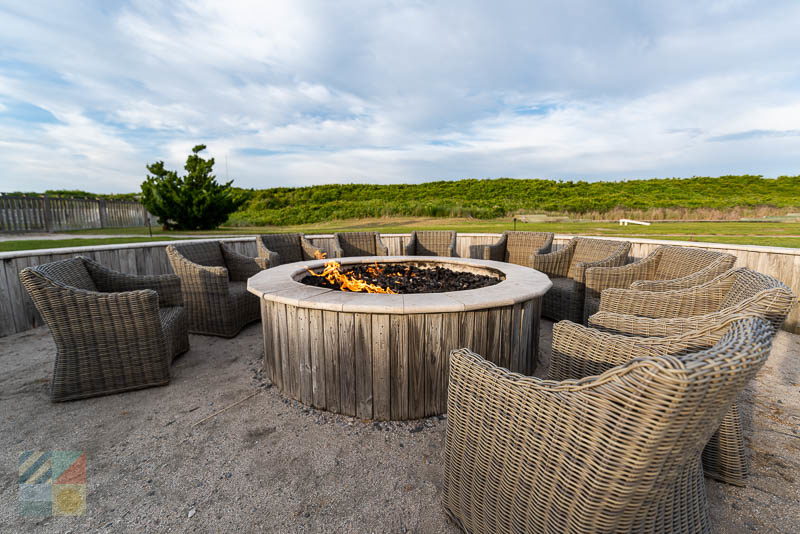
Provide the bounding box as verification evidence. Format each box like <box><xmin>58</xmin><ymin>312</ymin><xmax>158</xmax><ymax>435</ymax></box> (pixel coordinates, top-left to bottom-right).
<box><xmin>1</xmin><ymin>1</ymin><xmax>800</xmax><ymax>193</ymax></box>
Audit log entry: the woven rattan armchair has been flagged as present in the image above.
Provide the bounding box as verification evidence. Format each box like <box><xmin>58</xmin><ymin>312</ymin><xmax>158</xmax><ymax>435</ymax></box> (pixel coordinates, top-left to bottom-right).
<box><xmin>443</xmin><ymin>318</ymin><xmax>774</xmax><ymax>534</ymax></box>
<box><xmin>256</xmin><ymin>233</ymin><xmax>323</xmax><ymax>267</ymax></box>
<box><xmin>588</xmin><ymin>267</ymin><xmax>796</xmax><ymax>337</ymax></box>
<box><xmin>166</xmin><ymin>241</ymin><xmax>263</xmax><ymax>337</ymax></box>
<box><xmin>19</xmin><ymin>256</ymin><xmax>189</xmax><ymax>402</ymax></box>
<box><xmin>331</xmin><ymin>231</ymin><xmax>389</xmax><ymax>257</ymax></box>
<box><xmin>583</xmin><ymin>245</ymin><xmax>736</xmax><ymax>321</ymax></box>
<box><xmin>480</xmin><ymin>231</ymin><xmax>554</xmax><ymax>267</ymax></box>
<box><xmin>551</xmin><ymin>317</ymin><xmax>765</xmax><ymax>486</ymax></box>
<box><xmin>403</xmin><ymin>231</ymin><xmax>457</xmax><ymax>256</ymax></box>
<box><xmin>532</xmin><ymin>237</ymin><xmax>630</xmax><ymax>323</ymax></box>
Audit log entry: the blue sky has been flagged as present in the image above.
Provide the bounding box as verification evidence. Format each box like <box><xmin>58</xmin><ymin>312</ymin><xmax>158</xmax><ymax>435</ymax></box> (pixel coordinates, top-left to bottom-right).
<box><xmin>1</xmin><ymin>1</ymin><xmax>799</xmax><ymax>193</ymax></box>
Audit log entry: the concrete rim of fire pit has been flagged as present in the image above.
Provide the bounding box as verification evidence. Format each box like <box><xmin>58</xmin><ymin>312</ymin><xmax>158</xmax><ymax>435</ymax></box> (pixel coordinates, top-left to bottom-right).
<box><xmin>247</xmin><ymin>256</ymin><xmax>552</xmax><ymax>314</ymax></box>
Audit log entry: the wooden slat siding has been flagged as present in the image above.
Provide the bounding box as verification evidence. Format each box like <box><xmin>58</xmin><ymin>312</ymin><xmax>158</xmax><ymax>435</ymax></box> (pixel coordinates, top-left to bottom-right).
<box><xmin>518</xmin><ymin>299</ymin><xmax>533</xmax><ymax>375</ymax></box>
<box><xmin>276</xmin><ymin>302</ymin><xmax>290</xmax><ymax>395</ymax></box>
<box><xmin>286</xmin><ymin>305</ymin><xmax>301</xmax><ymax>401</ymax></box>
<box><xmin>472</xmin><ymin>309</ymin><xmax>489</xmax><ymax>358</ymax></box>
<box><xmin>323</xmin><ymin>310</ymin><xmax>341</xmax><ymax>413</ymax></box>
<box><xmin>499</xmin><ymin>306</ymin><xmax>513</xmax><ymax>371</ymax></box>
<box><xmin>527</xmin><ymin>299</ymin><xmax>541</xmax><ymax>375</ymax></box>
<box><xmin>425</xmin><ymin>313</ymin><xmax>444</xmax><ymax>417</ymax></box>
<box><xmin>509</xmin><ymin>303</ymin><xmax>522</xmax><ymax>374</ymax></box>
<box><xmin>0</xmin><ymin>260</ymin><xmax>15</xmax><ymax>336</ymax></box>
<box><xmin>309</xmin><ymin>308</ymin><xmax>326</xmax><ymax>409</ymax></box>
<box><xmin>486</xmin><ymin>308</ymin><xmax>503</xmax><ymax>368</ymax></box>
<box><xmin>261</xmin><ymin>299</ymin><xmax>276</xmax><ymax>386</ymax></box>
<box><xmin>338</xmin><ymin>312</ymin><xmax>356</xmax><ymax>416</ymax></box>
<box><xmin>407</xmin><ymin>314</ymin><xmax>426</xmax><ymax>419</ymax></box>
<box><xmin>268</xmin><ymin>300</ymin><xmax>283</xmax><ymax>389</ymax></box>
<box><xmin>296</xmin><ymin>307</ymin><xmax>313</xmax><ymax>406</ymax></box>
<box><xmin>354</xmin><ymin>313</ymin><xmax>373</xmax><ymax>419</ymax></box>
<box><xmin>372</xmin><ymin>314</ymin><xmax>391</xmax><ymax>420</ymax></box>
<box><xmin>440</xmin><ymin>312</ymin><xmax>460</xmax><ymax>413</ymax></box>
<box><xmin>389</xmin><ymin>314</ymin><xmax>409</xmax><ymax>420</ymax></box>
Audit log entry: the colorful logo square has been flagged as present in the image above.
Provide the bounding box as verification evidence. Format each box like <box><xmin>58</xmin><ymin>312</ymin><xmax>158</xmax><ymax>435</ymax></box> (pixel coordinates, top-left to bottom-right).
<box><xmin>18</xmin><ymin>451</ymin><xmax>86</xmax><ymax>517</ymax></box>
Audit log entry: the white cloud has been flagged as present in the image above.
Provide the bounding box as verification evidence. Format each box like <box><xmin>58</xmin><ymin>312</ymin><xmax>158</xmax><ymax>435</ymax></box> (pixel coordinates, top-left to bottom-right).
<box><xmin>0</xmin><ymin>1</ymin><xmax>799</xmax><ymax>193</ymax></box>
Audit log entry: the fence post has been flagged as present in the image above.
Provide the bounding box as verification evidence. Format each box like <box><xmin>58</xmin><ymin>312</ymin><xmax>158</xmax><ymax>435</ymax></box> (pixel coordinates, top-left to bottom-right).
<box><xmin>42</xmin><ymin>195</ymin><xmax>53</xmax><ymax>232</ymax></box>
<box><xmin>98</xmin><ymin>198</ymin><xmax>108</xmax><ymax>228</ymax></box>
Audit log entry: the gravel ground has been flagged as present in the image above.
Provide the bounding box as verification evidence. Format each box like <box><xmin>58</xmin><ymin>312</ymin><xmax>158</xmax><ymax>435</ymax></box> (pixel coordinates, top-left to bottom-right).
<box><xmin>1</xmin><ymin>320</ymin><xmax>798</xmax><ymax>533</ymax></box>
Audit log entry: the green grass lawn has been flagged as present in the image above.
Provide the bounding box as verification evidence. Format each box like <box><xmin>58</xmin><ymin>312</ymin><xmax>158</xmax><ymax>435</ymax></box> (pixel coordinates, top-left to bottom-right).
<box><xmin>0</xmin><ymin>236</ymin><xmax>189</xmax><ymax>253</ymax></box>
<box><xmin>63</xmin><ymin>218</ymin><xmax>800</xmax><ymax>248</ymax></box>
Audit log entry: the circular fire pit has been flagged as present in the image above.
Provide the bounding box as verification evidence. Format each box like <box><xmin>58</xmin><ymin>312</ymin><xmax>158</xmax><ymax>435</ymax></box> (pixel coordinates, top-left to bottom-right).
<box><xmin>248</xmin><ymin>256</ymin><xmax>551</xmax><ymax>420</ymax></box>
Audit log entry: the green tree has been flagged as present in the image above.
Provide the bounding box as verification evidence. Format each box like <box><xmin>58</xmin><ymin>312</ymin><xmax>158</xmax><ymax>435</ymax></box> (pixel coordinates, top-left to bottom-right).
<box><xmin>141</xmin><ymin>145</ymin><xmax>244</xmax><ymax>230</ymax></box>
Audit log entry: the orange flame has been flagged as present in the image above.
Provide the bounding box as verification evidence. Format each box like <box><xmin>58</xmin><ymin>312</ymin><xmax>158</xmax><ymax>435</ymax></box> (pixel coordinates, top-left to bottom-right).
<box><xmin>314</xmin><ymin>250</ymin><xmax>327</xmax><ymax>260</ymax></box>
<box><xmin>308</xmin><ymin>260</ymin><xmax>395</xmax><ymax>294</ymax></box>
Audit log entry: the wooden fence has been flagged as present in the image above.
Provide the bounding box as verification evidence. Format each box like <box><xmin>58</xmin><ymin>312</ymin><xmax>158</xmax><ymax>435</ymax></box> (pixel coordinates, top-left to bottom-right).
<box><xmin>0</xmin><ymin>234</ymin><xmax>798</xmax><ymax>337</ymax></box>
<box><xmin>0</xmin><ymin>194</ymin><xmax>149</xmax><ymax>233</ymax></box>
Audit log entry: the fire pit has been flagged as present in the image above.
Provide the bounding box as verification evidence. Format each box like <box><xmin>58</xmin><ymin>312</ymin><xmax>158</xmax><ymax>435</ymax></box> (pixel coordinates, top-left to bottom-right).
<box><xmin>248</xmin><ymin>256</ymin><xmax>551</xmax><ymax>421</ymax></box>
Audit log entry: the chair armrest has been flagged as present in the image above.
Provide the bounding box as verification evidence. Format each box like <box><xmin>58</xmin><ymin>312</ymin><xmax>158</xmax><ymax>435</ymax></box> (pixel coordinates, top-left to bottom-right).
<box><xmin>483</xmin><ymin>235</ymin><xmax>506</xmax><ymax>261</ymax></box>
<box><xmin>447</xmin><ymin>233</ymin><xmax>457</xmax><ymax>257</ymax></box>
<box><xmin>374</xmin><ymin>235</ymin><xmax>390</xmax><ymax>256</ymax></box>
<box><xmin>631</xmin><ymin>256</ymin><xmax>737</xmax><ymax>292</ymax></box>
<box><xmin>572</xmin><ymin>243</ymin><xmax>630</xmax><ymax>283</ymax></box>
<box><xmin>83</xmin><ymin>256</ymin><xmax>183</xmax><ymax>307</ymax></box>
<box><xmin>551</xmin><ymin>319</ymin><xmax>735</xmax><ymax>380</ymax></box>
<box><xmin>588</xmin><ymin>311</ymin><xmax>712</xmax><ymax>337</ymax></box>
<box><xmin>598</xmin><ymin>275</ymin><xmax>732</xmax><ymax>318</ymax></box>
<box><xmin>403</xmin><ymin>235</ymin><xmax>416</xmax><ymax>255</ymax></box>
<box><xmin>221</xmin><ymin>243</ymin><xmax>264</xmax><ymax>281</ymax></box>
<box><xmin>301</xmin><ymin>237</ymin><xmax>324</xmax><ymax>260</ymax></box>
<box><xmin>531</xmin><ymin>245</ymin><xmax>572</xmax><ymax>277</ymax></box>
<box><xmin>584</xmin><ymin>254</ymin><xmax>660</xmax><ymax>302</ymax></box>
<box><xmin>166</xmin><ymin>245</ymin><xmax>229</xmax><ymax>294</ymax></box>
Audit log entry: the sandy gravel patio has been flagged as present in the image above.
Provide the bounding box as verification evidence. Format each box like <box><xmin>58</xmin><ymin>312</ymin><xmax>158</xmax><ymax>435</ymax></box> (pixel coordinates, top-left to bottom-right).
<box><xmin>1</xmin><ymin>320</ymin><xmax>798</xmax><ymax>533</ymax></box>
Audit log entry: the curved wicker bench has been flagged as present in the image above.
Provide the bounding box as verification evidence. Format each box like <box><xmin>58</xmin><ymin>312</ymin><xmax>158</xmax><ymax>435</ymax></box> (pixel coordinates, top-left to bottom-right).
<box><xmin>583</xmin><ymin>245</ymin><xmax>736</xmax><ymax>321</ymax></box>
<box><xmin>256</xmin><ymin>233</ymin><xmax>322</xmax><ymax>267</ymax></box>
<box><xmin>167</xmin><ymin>241</ymin><xmax>263</xmax><ymax>338</ymax></box>
<box><xmin>444</xmin><ymin>318</ymin><xmax>774</xmax><ymax>534</ymax></box>
<box><xmin>19</xmin><ymin>256</ymin><xmax>189</xmax><ymax>402</ymax></box>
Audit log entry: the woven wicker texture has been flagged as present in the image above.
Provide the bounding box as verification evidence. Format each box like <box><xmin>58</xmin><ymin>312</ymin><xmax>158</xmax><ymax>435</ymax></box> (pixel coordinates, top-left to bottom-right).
<box><xmin>443</xmin><ymin>318</ymin><xmax>774</xmax><ymax>534</ymax></box>
<box><xmin>256</xmin><ymin>233</ymin><xmax>321</xmax><ymax>267</ymax></box>
<box><xmin>19</xmin><ymin>256</ymin><xmax>189</xmax><ymax>402</ymax></box>
<box><xmin>587</xmin><ymin>267</ymin><xmax>796</xmax><ymax>485</ymax></box>
<box><xmin>404</xmin><ymin>231</ymin><xmax>457</xmax><ymax>256</ymax></box>
<box><xmin>167</xmin><ymin>241</ymin><xmax>263</xmax><ymax>337</ymax></box>
<box><xmin>333</xmin><ymin>232</ymin><xmax>390</xmax><ymax>257</ymax></box>
<box><xmin>533</xmin><ymin>237</ymin><xmax>630</xmax><ymax>323</ymax></box>
<box><xmin>551</xmin><ymin>317</ymin><xmax>761</xmax><ymax>486</ymax></box>
<box><xmin>482</xmin><ymin>231</ymin><xmax>554</xmax><ymax>267</ymax></box>
<box><xmin>584</xmin><ymin>245</ymin><xmax>736</xmax><ymax>321</ymax></box>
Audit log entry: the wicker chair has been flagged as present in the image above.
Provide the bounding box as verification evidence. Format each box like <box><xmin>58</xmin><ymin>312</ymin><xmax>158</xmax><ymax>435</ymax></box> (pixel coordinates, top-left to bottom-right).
<box><xmin>443</xmin><ymin>318</ymin><xmax>774</xmax><ymax>534</ymax></box>
<box><xmin>403</xmin><ymin>231</ymin><xmax>457</xmax><ymax>257</ymax></box>
<box><xmin>19</xmin><ymin>256</ymin><xmax>189</xmax><ymax>402</ymax></box>
<box><xmin>551</xmin><ymin>317</ymin><xmax>763</xmax><ymax>486</ymax></box>
<box><xmin>587</xmin><ymin>267</ymin><xmax>796</xmax><ymax>485</ymax></box>
<box><xmin>532</xmin><ymin>237</ymin><xmax>630</xmax><ymax>323</ymax></box>
<box><xmin>256</xmin><ymin>233</ymin><xmax>322</xmax><ymax>267</ymax></box>
<box><xmin>480</xmin><ymin>231</ymin><xmax>554</xmax><ymax>267</ymax></box>
<box><xmin>583</xmin><ymin>245</ymin><xmax>736</xmax><ymax>321</ymax></box>
<box><xmin>331</xmin><ymin>231</ymin><xmax>389</xmax><ymax>257</ymax></box>
<box><xmin>166</xmin><ymin>241</ymin><xmax>263</xmax><ymax>337</ymax></box>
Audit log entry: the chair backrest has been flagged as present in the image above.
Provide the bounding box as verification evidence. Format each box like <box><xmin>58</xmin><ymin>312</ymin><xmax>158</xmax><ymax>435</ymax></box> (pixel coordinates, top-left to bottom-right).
<box><xmin>170</xmin><ymin>241</ymin><xmax>226</xmax><ymax>268</ymax></box>
<box><xmin>719</xmin><ymin>269</ymin><xmax>794</xmax><ymax>325</ymax></box>
<box><xmin>654</xmin><ymin>246</ymin><xmax>734</xmax><ymax>279</ymax></box>
<box><xmin>410</xmin><ymin>231</ymin><xmax>455</xmax><ymax>256</ymax></box>
<box><xmin>503</xmin><ymin>231</ymin><xmax>553</xmax><ymax>266</ymax></box>
<box><xmin>27</xmin><ymin>257</ymin><xmax>98</xmax><ymax>291</ymax></box>
<box><xmin>259</xmin><ymin>233</ymin><xmax>304</xmax><ymax>264</ymax></box>
<box><xmin>336</xmin><ymin>232</ymin><xmax>380</xmax><ymax>256</ymax></box>
<box><xmin>444</xmin><ymin>318</ymin><xmax>773</xmax><ymax>532</ymax></box>
<box><xmin>567</xmin><ymin>238</ymin><xmax>628</xmax><ymax>279</ymax></box>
